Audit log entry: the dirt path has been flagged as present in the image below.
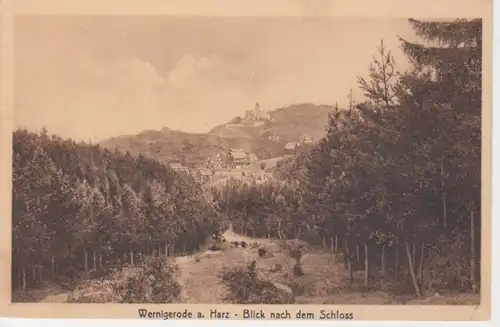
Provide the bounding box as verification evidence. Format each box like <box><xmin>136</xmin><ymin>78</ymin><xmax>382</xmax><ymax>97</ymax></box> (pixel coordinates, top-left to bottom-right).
<box><xmin>173</xmin><ymin>228</ymin><xmax>267</xmax><ymax>303</ymax></box>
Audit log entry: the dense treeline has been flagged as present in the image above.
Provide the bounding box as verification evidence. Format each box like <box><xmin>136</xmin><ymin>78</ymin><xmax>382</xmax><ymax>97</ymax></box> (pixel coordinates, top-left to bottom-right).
<box><xmin>214</xmin><ymin>19</ymin><xmax>482</xmax><ymax>295</ymax></box>
<box><xmin>12</xmin><ymin>129</ymin><xmax>224</xmax><ymax>292</ymax></box>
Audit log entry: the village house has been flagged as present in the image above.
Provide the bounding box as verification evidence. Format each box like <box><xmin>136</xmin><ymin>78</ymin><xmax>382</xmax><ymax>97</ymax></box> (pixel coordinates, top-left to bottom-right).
<box><xmin>284</xmin><ymin>142</ymin><xmax>300</xmax><ymax>154</ymax></box>
<box><xmin>213</xmin><ymin>169</ymin><xmax>252</xmax><ymax>183</ymax></box>
<box><xmin>195</xmin><ymin>168</ymin><xmax>214</xmax><ymax>184</ymax></box>
<box><xmin>204</xmin><ymin>152</ymin><xmax>225</xmax><ymax>169</ymax></box>
<box><xmin>299</xmin><ymin>134</ymin><xmax>313</xmax><ymax>144</ymax></box>
<box><xmin>247</xmin><ymin>152</ymin><xmax>259</xmax><ymax>163</ymax></box>
<box><xmin>227</xmin><ymin>149</ymin><xmax>250</xmax><ymax>169</ymax></box>
<box><xmin>253</xmin><ymin>172</ymin><xmax>273</xmax><ymax>184</ymax></box>
<box><xmin>261</xmin><ymin>129</ymin><xmax>281</xmax><ymax>142</ymax></box>
<box><xmin>267</xmin><ymin>133</ymin><xmax>280</xmax><ymax>142</ymax></box>
<box><xmin>169</xmin><ymin>162</ymin><xmax>190</xmax><ymax>174</ymax></box>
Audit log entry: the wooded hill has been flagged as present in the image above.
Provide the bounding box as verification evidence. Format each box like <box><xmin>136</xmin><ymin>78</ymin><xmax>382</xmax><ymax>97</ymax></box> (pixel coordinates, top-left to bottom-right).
<box><xmin>213</xmin><ymin>18</ymin><xmax>482</xmax><ymax>296</ymax></box>
<box><xmin>12</xmin><ymin>129</ymin><xmax>226</xmax><ymax>292</ymax></box>
<box><xmin>99</xmin><ymin>104</ymin><xmax>333</xmax><ymax>168</ymax></box>
<box><xmin>208</xmin><ymin>103</ymin><xmax>333</xmax><ymax>142</ymax></box>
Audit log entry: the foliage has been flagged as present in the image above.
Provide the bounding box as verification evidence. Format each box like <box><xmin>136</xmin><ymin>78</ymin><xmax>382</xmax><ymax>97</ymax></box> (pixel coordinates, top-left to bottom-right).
<box><xmin>68</xmin><ymin>257</ymin><xmax>181</xmax><ymax>303</ymax></box>
<box><xmin>112</xmin><ymin>257</ymin><xmax>181</xmax><ymax>303</ymax></box>
<box><xmin>218</xmin><ymin>260</ymin><xmax>294</xmax><ymax>304</ymax></box>
<box><xmin>213</xmin><ymin>19</ymin><xmax>482</xmax><ymax>296</ymax></box>
<box><xmin>12</xmin><ymin>129</ymin><xmax>225</xmax><ymax>290</ymax></box>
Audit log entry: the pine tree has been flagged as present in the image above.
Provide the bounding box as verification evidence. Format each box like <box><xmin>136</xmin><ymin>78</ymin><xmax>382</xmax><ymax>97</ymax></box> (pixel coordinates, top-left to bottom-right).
<box><xmin>398</xmin><ymin>18</ymin><xmax>482</xmax><ymax>292</ymax></box>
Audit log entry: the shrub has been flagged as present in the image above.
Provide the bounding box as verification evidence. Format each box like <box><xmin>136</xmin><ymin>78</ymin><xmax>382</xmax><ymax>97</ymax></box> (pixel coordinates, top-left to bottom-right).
<box><xmin>218</xmin><ymin>260</ymin><xmax>294</xmax><ymax>304</ymax></box>
<box><xmin>250</xmin><ymin>242</ymin><xmax>260</xmax><ymax>249</ymax></box>
<box><xmin>284</xmin><ymin>239</ymin><xmax>307</xmax><ymax>276</ymax></box>
<box><xmin>270</xmin><ymin>263</ymin><xmax>283</xmax><ymax>273</ymax></box>
<box><xmin>258</xmin><ymin>247</ymin><xmax>267</xmax><ymax>257</ymax></box>
<box><xmin>240</xmin><ymin>241</ymin><xmax>248</xmax><ymax>248</ymax></box>
<box><xmin>293</xmin><ymin>263</ymin><xmax>304</xmax><ymax>277</ymax></box>
<box><xmin>424</xmin><ymin>236</ymin><xmax>474</xmax><ymax>293</ymax></box>
<box><xmin>68</xmin><ymin>257</ymin><xmax>182</xmax><ymax>303</ymax></box>
<box><xmin>208</xmin><ymin>244</ymin><xmax>219</xmax><ymax>251</ymax></box>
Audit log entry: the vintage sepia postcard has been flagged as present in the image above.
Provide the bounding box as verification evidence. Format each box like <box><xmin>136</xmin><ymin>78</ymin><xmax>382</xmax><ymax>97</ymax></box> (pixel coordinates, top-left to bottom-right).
<box><xmin>0</xmin><ymin>0</ymin><xmax>493</xmax><ymax>322</ymax></box>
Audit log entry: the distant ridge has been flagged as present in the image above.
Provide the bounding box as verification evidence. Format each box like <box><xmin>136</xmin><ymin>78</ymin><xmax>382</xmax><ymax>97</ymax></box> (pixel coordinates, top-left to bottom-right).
<box><xmin>99</xmin><ymin>103</ymin><xmax>334</xmax><ymax>167</ymax></box>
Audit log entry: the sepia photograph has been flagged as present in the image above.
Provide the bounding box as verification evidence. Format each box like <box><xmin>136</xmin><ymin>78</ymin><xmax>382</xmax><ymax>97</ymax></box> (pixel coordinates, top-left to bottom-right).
<box><xmin>6</xmin><ymin>10</ymin><xmax>489</xmax><ymax>316</ymax></box>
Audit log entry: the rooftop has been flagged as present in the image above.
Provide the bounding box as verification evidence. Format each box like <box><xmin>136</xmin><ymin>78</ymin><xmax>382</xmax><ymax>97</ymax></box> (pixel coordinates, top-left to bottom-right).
<box><xmin>197</xmin><ymin>168</ymin><xmax>213</xmax><ymax>176</ymax></box>
<box><xmin>285</xmin><ymin>142</ymin><xmax>299</xmax><ymax>150</ymax></box>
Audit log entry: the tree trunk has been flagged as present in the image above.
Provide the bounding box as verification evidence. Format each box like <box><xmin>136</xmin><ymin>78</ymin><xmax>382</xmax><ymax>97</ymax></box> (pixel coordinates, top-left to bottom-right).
<box><xmin>84</xmin><ymin>249</ymin><xmax>88</xmax><ymax>274</ymax></box>
<box><xmin>165</xmin><ymin>244</ymin><xmax>169</xmax><ymax>258</ymax></box>
<box><xmin>130</xmin><ymin>250</ymin><xmax>134</xmax><ymax>266</ymax></box>
<box><xmin>470</xmin><ymin>207</ymin><xmax>477</xmax><ymax>293</ymax></box>
<box><xmin>412</xmin><ymin>243</ymin><xmax>416</xmax><ymax>267</ymax></box>
<box><xmin>330</xmin><ymin>236</ymin><xmax>334</xmax><ymax>251</ymax></box>
<box><xmin>277</xmin><ymin>220</ymin><xmax>282</xmax><ymax>240</ymax></box>
<box><xmin>22</xmin><ymin>267</ymin><xmax>26</xmax><ymax>293</ymax></box>
<box><xmin>99</xmin><ymin>253</ymin><xmax>103</xmax><ymax>268</ymax></box>
<box><xmin>345</xmin><ymin>240</ymin><xmax>353</xmax><ymax>284</ymax></box>
<box><xmin>364</xmin><ymin>242</ymin><xmax>369</xmax><ymax>289</ymax></box>
<box><xmin>381</xmin><ymin>243</ymin><xmax>386</xmax><ymax>289</ymax></box>
<box><xmin>356</xmin><ymin>244</ymin><xmax>360</xmax><ymax>263</ymax></box>
<box><xmin>441</xmin><ymin>159</ymin><xmax>447</xmax><ymax>228</ymax></box>
<box><xmin>395</xmin><ymin>243</ymin><xmax>399</xmax><ymax>281</ymax></box>
<box><xmin>419</xmin><ymin>241</ymin><xmax>425</xmax><ymax>285</ymax></box>
<box><xmin>404</xmin><ymin>239</ymin><xmax>421</xmax><ymax>296</ymax></box>
<box><xmin>456</xmin><ymin>233</ymin><xmax>462</xmax><ymax>279</ymax></box>
<box><xmin>93</xmin><ymin>251</ymin><xmax>97</xmax><ymax>271</ymax></box>
<box><xmin>51</xmin><ymin>256</ymin><xmax>55</xmax><ymax>279</ymax></box>
<box><xmin>322</xmin><ymin>237</ymin><xmax>327</xmax><ymax>248</ymax></box>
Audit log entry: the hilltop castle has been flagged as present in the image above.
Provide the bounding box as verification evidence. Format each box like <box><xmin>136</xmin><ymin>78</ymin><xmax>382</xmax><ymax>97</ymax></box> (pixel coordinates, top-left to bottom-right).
<box><xmin>244</xmin><ymin>102</ymin><xmax>270</xmax><ymax>121</ymax></box>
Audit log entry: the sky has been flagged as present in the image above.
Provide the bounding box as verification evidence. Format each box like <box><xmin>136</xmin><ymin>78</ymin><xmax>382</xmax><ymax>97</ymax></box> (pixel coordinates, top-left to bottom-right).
<box><xmin>14</xmin><ymin>16</ymin><xmax>416</xmax><ymax>141</ymax></box>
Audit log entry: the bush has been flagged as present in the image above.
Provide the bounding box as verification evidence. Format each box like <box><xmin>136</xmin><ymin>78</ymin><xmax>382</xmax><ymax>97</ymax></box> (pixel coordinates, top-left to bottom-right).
<box><xmin>293</xmin><ymin>263</ymin><xmax>304</xmax><ymax>277</ymax></box>
<box><xmin>68</xmin><ymin>257</ymin><xmax>182</xmax><ymax>303</ymax></box>
<box><xmin>250</xmin><ymin>242</ymin><xmax>260</xmax><ymax>249</ymax></box>
<box><xmin>208</xmin><ymin>244</ymin><xmax>219</xmax><ymax>251</ymax></box>
<box><xmin>240</xmin><ymin>241</ymin><xmax>247</xmax><ymax>248</ymax></box>
<box><xmin>424</xmin><ymin>236</ymin><xmax>474</xmax><ymax>293</ymax></box>
<box><xmin>270</xmin><ymin>263</ymin><xmax>283</xmax><ymax>273</ymax></box>
<box><xmin>258</xmin><ymin>247</ymin><xmax>267</xmax><ymax>257</ymax></box>
<box><xmin>218</xmin><ymin>260</ymin><xmax>294</xmax><ymax>304</ymax></box>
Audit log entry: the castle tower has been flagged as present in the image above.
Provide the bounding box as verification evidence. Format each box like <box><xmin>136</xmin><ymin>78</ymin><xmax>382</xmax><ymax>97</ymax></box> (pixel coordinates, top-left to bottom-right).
<box><xmin>255</xmin><ymin>102</ymin><xmax>260</xmax><ymax>113</ymax></box>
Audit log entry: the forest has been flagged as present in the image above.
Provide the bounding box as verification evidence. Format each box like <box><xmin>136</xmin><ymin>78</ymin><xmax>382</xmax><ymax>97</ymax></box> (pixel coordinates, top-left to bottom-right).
<box><xmin>12</xmin><ymin>18</ymin><xmax>482</xmax><ymax>300</ymax></box>
<box><xmin>214</xmin><ymin>18</ymin><xmax>482</xmax><ymax>296</ymax></box>
<box><xmin>12</xmin><ymin>128</ymin><xmax>226</xmax><ymax>292</ymax></box>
